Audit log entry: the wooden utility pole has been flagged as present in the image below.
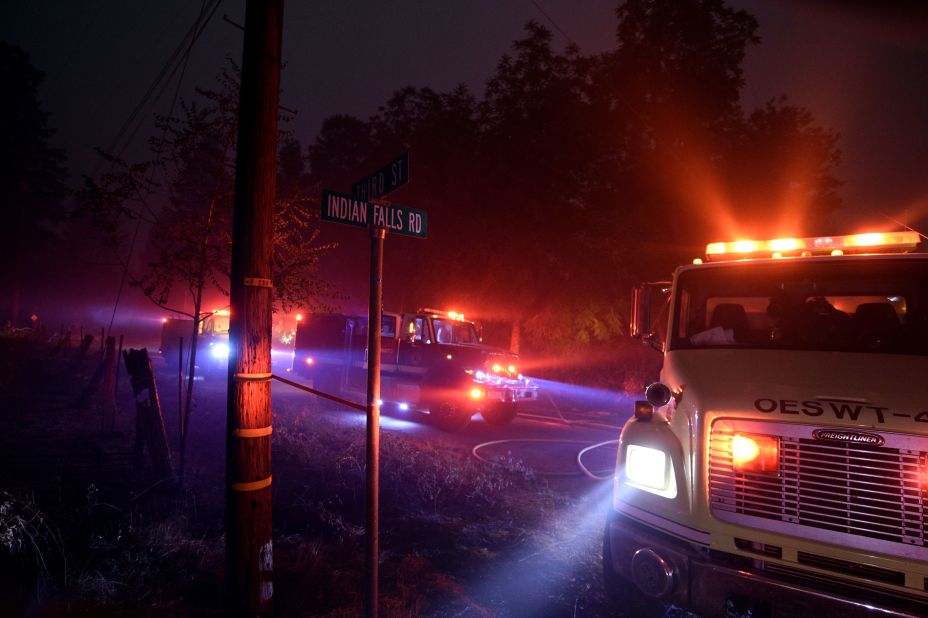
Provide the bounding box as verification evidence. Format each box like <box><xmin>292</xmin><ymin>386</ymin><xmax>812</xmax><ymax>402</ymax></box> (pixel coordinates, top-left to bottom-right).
<box><xmin>365</xmin><ymin>227</ymin><xmax>385</xmax><ymax>618</ymax></box>
<box><xmin>225</xmin><ymin>0</ymin><xmax>283</xmax><ymax>615</ymax></box>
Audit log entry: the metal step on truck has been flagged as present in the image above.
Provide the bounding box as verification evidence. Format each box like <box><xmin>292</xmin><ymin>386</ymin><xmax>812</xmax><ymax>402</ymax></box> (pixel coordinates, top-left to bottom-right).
<box><xmin>604</xmin><ymin>231</ymin><xmax>928</xmax><ymax>617</ymax></box>
<box><xmin>290</xmin><ymin>308</ymin><xmax>538</xmax><ymax>431</ymax></box>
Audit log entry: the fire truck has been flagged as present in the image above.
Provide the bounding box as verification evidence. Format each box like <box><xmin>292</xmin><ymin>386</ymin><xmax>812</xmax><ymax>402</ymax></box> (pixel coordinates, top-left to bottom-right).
<box><xmin>159</xmin><ymin>309</ymin><xmax>230</xmax><ymax>368</ymax></box>
<box><xmin>291</xmin><ymin>309</ymin><xmax>538</xmax><ymax>430</ymax></box>
<box><xmin>604</xmin><ymin>231</ymin><xmax>928</xmax><ymax>616</ymax></box>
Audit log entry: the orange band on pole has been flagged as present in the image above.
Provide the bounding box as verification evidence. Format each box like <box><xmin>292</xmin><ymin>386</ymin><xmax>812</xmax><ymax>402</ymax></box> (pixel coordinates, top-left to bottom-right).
<box><xmin>234</xmin><ymin>372</ymin><xmax>273</xmax><ymax>381</ymax></box>
<box><xmin>232</xmin><ymin>476</ymin><xmax>272</xmax><ymax>492</ymax></box>
<box><xmin>234</xmin><ymin>426</ymin><xmax>272</xmax><ymax>438</ymax></box>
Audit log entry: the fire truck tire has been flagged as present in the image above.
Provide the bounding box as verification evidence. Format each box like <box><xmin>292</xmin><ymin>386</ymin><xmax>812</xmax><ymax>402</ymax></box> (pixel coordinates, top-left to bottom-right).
<box><xmin>429</xmin><ymin>399</ymin><xmax>472</xmax><ymax>432</ymax></box>
<box><xmin>602</xmin><ymin>525</ymin><xmax>664</xmax><ymax>615</ymax></box>
<box><xmin>481</xmin><ymin>402</ymin><xmax>518</xmax><ymax>426</ymax></box>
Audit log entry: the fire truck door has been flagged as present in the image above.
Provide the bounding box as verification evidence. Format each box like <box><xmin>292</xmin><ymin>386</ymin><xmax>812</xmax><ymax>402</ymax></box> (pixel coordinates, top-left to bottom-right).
<box><xmin>381</xmin><ymin>314</ymin><xmax>399</xmax><ymax>373</ymax></box>
<box><xmin>397</xmin><ymin>316</ymin><xmax>429</xmax><ymax>378</ymax></box>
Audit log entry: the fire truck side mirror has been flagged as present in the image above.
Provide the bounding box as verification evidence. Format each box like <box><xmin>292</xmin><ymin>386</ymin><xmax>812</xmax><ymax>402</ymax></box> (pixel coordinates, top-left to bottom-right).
<box><xmin>631</xmin><ymin>282</ymin><xmax>671</xmax><ymax>350</ymax></box>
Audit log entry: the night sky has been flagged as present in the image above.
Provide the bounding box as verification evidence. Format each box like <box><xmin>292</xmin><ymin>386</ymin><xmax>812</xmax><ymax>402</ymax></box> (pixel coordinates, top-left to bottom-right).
<box><xmin>2</xmin><ymin>0</ymin><xmax>927</xmax><ymax>323</ymax></box>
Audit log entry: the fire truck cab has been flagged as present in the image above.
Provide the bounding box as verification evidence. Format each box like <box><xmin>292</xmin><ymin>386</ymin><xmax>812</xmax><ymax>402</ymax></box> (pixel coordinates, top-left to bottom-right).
<box><xmin>604</xmin><ymin>232</ymin><xmax>928</xmax><ymax>616</ymax></box>
<box><xmin>159</xmin><ymin>309</ymin><xmax>230</xmax><ymax>369</ymax></box>
<box><xmin>292</xmin><ymin>308</ymin><xmax>538</xmax><ymax>431</ymax></box>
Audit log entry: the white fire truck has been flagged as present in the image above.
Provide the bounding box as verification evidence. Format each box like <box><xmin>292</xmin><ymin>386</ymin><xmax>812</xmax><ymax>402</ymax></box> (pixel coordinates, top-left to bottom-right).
<box><xmin>291</xmin><ymin>308</ymin><xmax>538</xmax><ymax>430</ymax></box>
<box><xmin>604</xmin><ymin>231</ymin><xmax>928</xmax><ymax>616</ymax></box>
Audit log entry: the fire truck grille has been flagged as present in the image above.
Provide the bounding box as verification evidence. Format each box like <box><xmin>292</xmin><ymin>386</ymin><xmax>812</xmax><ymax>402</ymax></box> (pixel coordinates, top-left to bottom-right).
<box><xmin>709</xmin><ymin>427</ymin><xmax>927</xmax><ymax>549</ymax></box>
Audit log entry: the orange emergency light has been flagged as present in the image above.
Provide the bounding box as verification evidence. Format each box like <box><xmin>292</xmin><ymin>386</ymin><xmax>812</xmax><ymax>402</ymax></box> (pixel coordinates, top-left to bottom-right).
<box><xmin>731</xmin><ymin>433</ymin><xmax>779</xmax><ymax>474</ymax></box>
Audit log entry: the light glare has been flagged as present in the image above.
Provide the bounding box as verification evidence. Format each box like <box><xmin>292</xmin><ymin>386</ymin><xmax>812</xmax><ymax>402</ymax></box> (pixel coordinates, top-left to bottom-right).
<box><xmin>732</xmin><ymin>433</ymin><xmax>779</xmax><ymax>473</ymax></box>
<box><xmin>625</xmin><ymin>445</ymin><xmax>666</xmax><ymax>490</ymax></box>
<box><xmin>211</xmin><ymin>342</ymin><xmax>230</xmax><ymax>359</ymax></box>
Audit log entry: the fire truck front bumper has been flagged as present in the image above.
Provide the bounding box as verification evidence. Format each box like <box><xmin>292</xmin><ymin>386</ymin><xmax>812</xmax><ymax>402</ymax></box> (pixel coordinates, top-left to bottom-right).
<box><xmin>605</xmin><ymin>511</ymin><xmax>926</xmax><ymax>617</ymax></box>
<box><xmin>481</xmin><ymin>381</ymin><xmax>538</xmax><ymax>404</ymax></box>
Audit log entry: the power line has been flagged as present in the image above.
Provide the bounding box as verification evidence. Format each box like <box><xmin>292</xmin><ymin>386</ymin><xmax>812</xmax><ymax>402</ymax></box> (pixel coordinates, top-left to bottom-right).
<box><xmin>529</xmin><ymin>0</ymin><xmax>577</xmax><ymax>48</ymax></box>
<box><xmin>104</xmin><ymin>0</ymin><xmax>225</xmax><ymax>336</ymax></box>
<box><xmin>104</xmin><ymin>0</ymin><xmax>224</xmax><ymax>163</ymax></box>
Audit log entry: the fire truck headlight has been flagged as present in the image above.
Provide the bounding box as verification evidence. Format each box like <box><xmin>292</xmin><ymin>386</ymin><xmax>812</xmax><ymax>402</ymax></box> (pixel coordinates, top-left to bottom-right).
<box><xmin>211</xmin><ymin>342</ymin><xmax>230</xmax><ymax>359</ymax></box>
<box><xmin>469</xmin><ymin>387</ymin><xmax>484</xmax><ymax>400</ymax></box>
<box><xmin>732</xmin><ymin>434</ymin><xmax>779</xmax><ymax>474</ymax></box>
<box><xmin>625</xmin><ymin>444</ymin><xmax>677</xmax><ymax>499</ymax></box>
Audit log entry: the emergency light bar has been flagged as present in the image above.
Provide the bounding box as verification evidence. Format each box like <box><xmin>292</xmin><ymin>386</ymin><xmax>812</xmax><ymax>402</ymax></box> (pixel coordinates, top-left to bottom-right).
<box><xmin>418</xmin><ymin>308</ymin><xmax>467</xmax><ymax>321</ymax></box>
<box><xmin>705</xmin><ymin>231</ymin><xmax>920</xmax><ymax>261</ymax></box>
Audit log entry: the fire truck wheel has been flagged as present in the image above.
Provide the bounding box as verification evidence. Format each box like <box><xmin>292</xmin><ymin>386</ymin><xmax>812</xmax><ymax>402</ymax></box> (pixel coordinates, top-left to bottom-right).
<box><xmin>602</xmin><ymin>525</ymin><xmax>664</xmax><ymax>615</ymax></box>
<box><xmin>429</xmin><ymin>400</ymin><xmax>472</xmax><ymax>432</ymax></box>
<box><xmin>481</xmin><ymin>402</ymin><xmax>518</xmax><ymax>426</ymax></box>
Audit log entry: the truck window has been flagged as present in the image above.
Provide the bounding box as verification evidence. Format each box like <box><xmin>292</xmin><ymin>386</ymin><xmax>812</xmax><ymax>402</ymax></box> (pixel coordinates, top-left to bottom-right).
<box><xmin>432</xmin><ymin>318</ymin><xmax>479</xmax><ymax>344</ymax></box>
<box><xmin>672</xmin><ymin>259</ymin><xmax>928</xmax><ymax>355</ymax></box>
<box><xmin>381</xmin><ymin>315</ymin><xmax>397</xmax><ymax>338</ymax></box>
<box><xmin>406</xmin><ymin>317</ymin><xmax>429</xmax><ymax>343</ymax></box>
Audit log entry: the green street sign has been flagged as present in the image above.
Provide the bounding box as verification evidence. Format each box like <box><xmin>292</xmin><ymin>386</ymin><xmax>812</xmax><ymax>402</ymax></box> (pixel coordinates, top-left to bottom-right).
<box><xmin>352</xmin><ymin>151</ymin><xmax>409</xmax><ymax>200</ymax></box>
<box><xmin>321</xmin><ymin>189</ymin><xmax>428</xmax><ymax>239</ymax></box>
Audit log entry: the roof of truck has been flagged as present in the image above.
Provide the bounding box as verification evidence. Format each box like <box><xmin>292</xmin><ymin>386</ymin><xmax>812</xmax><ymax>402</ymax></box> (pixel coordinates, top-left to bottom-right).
<box><xmin>677</xmin><ymin>250</ymin><xmax>928</xmax><ymax>276</ymax></box>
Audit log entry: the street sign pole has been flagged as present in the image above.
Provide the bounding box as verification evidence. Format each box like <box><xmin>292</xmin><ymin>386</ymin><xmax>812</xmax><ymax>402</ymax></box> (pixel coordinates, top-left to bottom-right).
<box><xmin>320</xmin><ymin>153</ymin><xmax>422</xmax><ymax>618</ymax></box>
<box><xmin>365</xmin><ymin>226</ymin><xmax>385</xmax><ymax>618</ymax></box>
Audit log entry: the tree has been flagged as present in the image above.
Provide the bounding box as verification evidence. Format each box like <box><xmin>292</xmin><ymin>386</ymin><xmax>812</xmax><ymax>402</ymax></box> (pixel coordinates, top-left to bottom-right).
<box><xmin>592</xmin><ymin>0</ymin><xmax>762</xmax><ymax>268</ymax></box>
<box><xmin>0</xmin><ymin>42</ymin><xmax>67</xmax><ymax>327</ymax></box>
<box><xmin>78</xmin><ymin>64</ymin><xmax>333</xmax><ymax>479</ymax></box>
<box><xmin>305</xmin><ymin>1</ymin><xmax>843</xmax><ymax>361</ymax></box>
<box><xmin>722</xmin><ymin>98</ymin><xmax>842</xmax><ymax>238</ymax></box>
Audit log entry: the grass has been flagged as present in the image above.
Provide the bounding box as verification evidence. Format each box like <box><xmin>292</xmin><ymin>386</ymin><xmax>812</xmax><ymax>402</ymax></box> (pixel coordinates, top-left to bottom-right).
<box><xmin>0</xmin><ymin>334</ymin><xmax>615</xmax><ymax>616</ymax></box>
<box><xmin>271</xmin><ymin>410</ymin><xmax>573</xmax><ymax>615</ymax></box>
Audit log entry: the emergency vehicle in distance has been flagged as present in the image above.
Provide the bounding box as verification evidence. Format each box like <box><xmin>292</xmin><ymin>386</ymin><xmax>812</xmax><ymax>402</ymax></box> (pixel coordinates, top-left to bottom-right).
<box><xmin>159</xmin><ymin>308</ymin><xmax>230</xmax><ymax>368</ymax></box>
<box><xmin>605</xmin><ymin>231</ymin><xmax>928</xmax><ymax>615</ymax></box>
<box><xmin>290</xmin><ymin>308</ymin><xmax>538</xmax><ymax>431</ymax></box>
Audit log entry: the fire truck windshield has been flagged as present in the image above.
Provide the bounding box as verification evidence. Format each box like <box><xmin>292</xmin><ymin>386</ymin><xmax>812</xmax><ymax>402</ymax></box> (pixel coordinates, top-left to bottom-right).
<box><xmin>432</xmin><ymin>318</ymin><xmax>480</xmax><ymax>344</ymax></box>
<box><xmin>670</xmin><ymin>258</ymin><xmax>928</xmax><ymax>356</ymax></box>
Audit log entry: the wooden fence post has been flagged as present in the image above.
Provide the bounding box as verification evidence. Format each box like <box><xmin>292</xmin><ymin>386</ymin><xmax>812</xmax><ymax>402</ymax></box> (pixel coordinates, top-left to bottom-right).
<box><xmin>102</xmin><ymin>336</ymin><xmax>117</xmax><ymax>432</ymax></box>
<box><xmin>122</xmin><ymin>348</ymin><xmax>174</xmax><ymax>482</ymax></box>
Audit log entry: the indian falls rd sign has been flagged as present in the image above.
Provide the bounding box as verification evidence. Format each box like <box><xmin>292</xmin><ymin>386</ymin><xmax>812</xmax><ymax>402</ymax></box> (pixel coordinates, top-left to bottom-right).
<box><xmin>321</xmin><ymin>189</ymin><xmax>428</xmax><ymax>239</ymax></box>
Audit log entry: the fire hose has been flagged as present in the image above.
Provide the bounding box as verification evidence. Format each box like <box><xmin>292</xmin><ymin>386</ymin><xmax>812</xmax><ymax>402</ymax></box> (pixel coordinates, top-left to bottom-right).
<box><xmin>470</xmin><ymin>438</ymin><xmax>618</xmax><ymax>481</ymax></box>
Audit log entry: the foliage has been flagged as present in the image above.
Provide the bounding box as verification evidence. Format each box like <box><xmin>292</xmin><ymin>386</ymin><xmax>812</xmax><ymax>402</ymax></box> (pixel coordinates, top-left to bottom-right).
<box><xmin>77</xmin><ymin>61</ymin><xmax>334</xmax><ymax>318</ymax></box>
<box><xmin>305</xmin><ymin>1</ymin><xmax>842</xmax><ymax>355</ymax></box>
<box><xmin>274</xmin><ymin>413</ymin><xmax>554</xmax><ymax>521</ymax></box>
<box><xmin>0</xmin><ymin>492</ymin><xmax>64</xmax><ymax>580</ymax></box>
<box><xmin>0</xmin><ymin>42</ymin><xmax>68</xmax><ymax>326</ymax></box>
<box><xmin>274</xmin><ymin>138</ymin><xmax>337</xmax><ymax>313</ymax></box>
<box><xmin>77</xmin><ymin>61</ymin><xmax>336</xmax><ymax>480</ymax></box>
